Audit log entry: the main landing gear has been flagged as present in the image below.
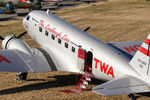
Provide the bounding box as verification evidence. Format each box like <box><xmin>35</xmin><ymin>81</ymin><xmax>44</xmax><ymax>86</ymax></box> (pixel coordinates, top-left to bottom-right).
<box><xmin>128</xmin><ymin>94</ymin><xmax>137</xmax><ymax>100</ymax></box>
<box><xmin>14</xmin><ymin>72</ymin><xmax>28</xmax><ymax>82</ymax></box>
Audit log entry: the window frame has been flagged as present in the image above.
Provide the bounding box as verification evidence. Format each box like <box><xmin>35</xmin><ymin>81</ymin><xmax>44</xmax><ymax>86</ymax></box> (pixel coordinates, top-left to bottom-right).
<box><xmin>72</xmin><ymin>46</ymin><xmax>75</xmax><ymax>53</ymax></box>
<box><xmin>51</xmin><ymin>34</ymin><xmax>55</xmax><ymax>40</ymax></box>
<box><xmin>65</xmin><ymin>42</ymin><xmax>68</xmax><ymax>48</ymax></box>
<box><xmin>45</xmin><ymin>30</ymin><xmax>49</xmax><ymax>36</ymax></box>
<box><xmin>39</xmin><ymin>27</ymin><xmax>42</xmax><ymax>32</ymax></box>
<box><xmin>58</xmin><ymin>38</ymin><xmax>62</xmax><ymax>44</ymax></box>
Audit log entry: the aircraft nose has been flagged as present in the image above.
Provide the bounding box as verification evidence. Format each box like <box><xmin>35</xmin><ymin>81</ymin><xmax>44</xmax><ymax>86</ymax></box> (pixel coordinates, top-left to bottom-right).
<box><xmin>23</xmin><ymin>16</ymin><xmax>29</xmax><ymax>31</ymax></box>
<box><xmin>23</xmin><ymin>17</ymin><xmax>26</xmax><ymax>29</ymax></box>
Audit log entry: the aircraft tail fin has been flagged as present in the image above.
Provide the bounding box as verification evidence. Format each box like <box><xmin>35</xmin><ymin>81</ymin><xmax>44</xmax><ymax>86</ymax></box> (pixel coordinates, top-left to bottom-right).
<box><xmin>130</xmin><ymin>34</ymin><xmax>150</xmax><ymax>75</ymax></box>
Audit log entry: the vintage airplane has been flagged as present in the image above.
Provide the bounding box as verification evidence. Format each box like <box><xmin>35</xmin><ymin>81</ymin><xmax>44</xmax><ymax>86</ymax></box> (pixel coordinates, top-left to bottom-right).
<box><xmin>0</xmin><ymin>10</ymin><xmax>150</xmax><ymax>100</ymax></box>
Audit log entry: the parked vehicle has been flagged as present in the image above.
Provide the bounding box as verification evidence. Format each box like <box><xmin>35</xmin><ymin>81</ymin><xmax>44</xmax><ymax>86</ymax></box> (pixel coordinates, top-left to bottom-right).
<box><xmin>0</xmin><ymin>1</ymin><xmax>15</xmax><ymax>14</ymax></box>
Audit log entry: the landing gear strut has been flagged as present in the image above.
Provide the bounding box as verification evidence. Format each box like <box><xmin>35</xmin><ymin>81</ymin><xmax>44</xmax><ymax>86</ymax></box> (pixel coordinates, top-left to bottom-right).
<box><xmin>128</xmin><ymin>94</ymin><xmax>136</xmax><ymax>100</ymax></box>
<box><xmin>14</xmin><ymin>72</ymin><xmax>28</xmax><ymax>82</ymax></box>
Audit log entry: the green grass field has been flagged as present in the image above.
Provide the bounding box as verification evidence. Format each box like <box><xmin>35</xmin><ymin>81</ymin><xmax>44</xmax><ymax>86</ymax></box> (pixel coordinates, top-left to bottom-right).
<box><xmin>1</xmin><ymin>0</ymin><xmax>150</xmax><ymax>99</ymax></box>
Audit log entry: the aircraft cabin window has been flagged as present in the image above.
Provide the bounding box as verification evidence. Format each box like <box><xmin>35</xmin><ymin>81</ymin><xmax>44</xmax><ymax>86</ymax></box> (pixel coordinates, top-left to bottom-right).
<box><xmin>39</xmin><ymin>27</ymin><xmax>42</xmax><ymax>32</ymax></box>
<box><xmin>72</xmin><ymin>47</ymin><xmax>75</xmax><ymax>53</ymax></box>
<box><xmin>45</xmin><ymin>30</ymin><xmax>49</xmax><ymax>36</ymax></box>
<box><xmin>65</xmin><ymin>42</ymin><xmax>68</xmax><ymax>48</ymax></box>
<box><xmin>51</xmin><ymin>34</ymin><xmax>55</xmax><ymax>40</ymax></box>
<box><xmin>58</xmin><ymin>38</ymin><xmax>61</xmax><ymax>44</ymax></box>
<box><xmin>26</xmin><ymin>15</ymin><xmax>30</xmax><ymax>21</ymax></box>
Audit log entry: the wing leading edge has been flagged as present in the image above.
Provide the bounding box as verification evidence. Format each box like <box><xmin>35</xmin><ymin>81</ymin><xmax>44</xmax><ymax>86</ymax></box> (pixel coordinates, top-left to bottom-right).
<box><xmin>0</xmin><ymin>48</ymin><xmax>52</xmax><ymax>72</ymax></box>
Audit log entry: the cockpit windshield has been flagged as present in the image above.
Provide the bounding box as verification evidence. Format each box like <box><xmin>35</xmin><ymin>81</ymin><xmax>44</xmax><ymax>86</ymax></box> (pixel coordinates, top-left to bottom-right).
<box><xmin>26</xmin><ymin>15</ymin><xmax>30</xmax><ymax>21</ymax></box>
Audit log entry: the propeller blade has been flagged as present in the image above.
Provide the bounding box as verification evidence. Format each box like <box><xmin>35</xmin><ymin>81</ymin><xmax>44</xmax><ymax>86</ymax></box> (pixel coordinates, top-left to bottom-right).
<box><xmin>84</xmin><ymin>26</ymin><xmax>91</xmax><ymax>32</ymax></box>
<box><xmin>17</xmin><ymin>31</ymin><xmax>27</xmax><ymax>38</ymax></box>
<box><xmin>0</xmin><ymin>36</ymin><xmax>4</xmax><ymax>40</ymax></box>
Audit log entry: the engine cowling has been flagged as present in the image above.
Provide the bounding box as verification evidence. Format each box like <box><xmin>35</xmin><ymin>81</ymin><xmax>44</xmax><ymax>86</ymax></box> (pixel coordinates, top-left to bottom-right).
<box><xmin>2</xmin><ymin>35</ymin><xmax>33</xmax><ymax>55</ymax></box>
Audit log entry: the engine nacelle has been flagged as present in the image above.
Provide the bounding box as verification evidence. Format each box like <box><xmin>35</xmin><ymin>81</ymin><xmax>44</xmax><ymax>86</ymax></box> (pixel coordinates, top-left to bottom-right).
<box><xmin>2</xmin><ymin>35</ymin><xmax>33</xmax><ymax>55</ymax></box>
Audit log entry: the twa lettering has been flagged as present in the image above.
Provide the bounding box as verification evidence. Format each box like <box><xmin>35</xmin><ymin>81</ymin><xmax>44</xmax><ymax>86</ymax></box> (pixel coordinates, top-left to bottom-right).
<box><xmin>94</xmin><ymin>58</ymin><xmax>115</xmax><ymax>78</ymax></box>
<box><xmin>0</xmin><ymin>55</ymin><xmax>11</xmax><ymax>63</ymax></box>
<box><xmin>124</xmin><ymin>45</ymin><xmax>140</xmax><ymax>53</ymax></box>
<box><xmin>40</xmin><ymin>20</ymin><xmax>70</xmax><ymax>43</ymax></box>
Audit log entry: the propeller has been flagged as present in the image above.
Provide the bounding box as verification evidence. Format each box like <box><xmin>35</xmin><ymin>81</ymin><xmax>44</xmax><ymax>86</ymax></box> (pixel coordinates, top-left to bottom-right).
<box><xmin>0</xmin><ymin>31</ymin><xmax>27</xmax><ymax>41</ymax></box>
<box><xmin>17</xmin><ymin>31</ymin><xmax>27</xmax><ymax>38</ymax></box>
<box><xmin>84</xmin><ymin>26</ymin><xmax>91</xmax><ymax>32</ymax></box>
<box><xmin>0</xmin><ymin>36</ymin><xmax>4</xmax><ymax>40</ymax></box>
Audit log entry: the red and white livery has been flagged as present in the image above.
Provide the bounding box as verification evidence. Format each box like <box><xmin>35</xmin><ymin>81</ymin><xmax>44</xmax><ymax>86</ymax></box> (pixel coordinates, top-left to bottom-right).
<box><xmin>0</xmin><ymin>10</ymin><xmax>150</xmax><ymax>100</ymax></box>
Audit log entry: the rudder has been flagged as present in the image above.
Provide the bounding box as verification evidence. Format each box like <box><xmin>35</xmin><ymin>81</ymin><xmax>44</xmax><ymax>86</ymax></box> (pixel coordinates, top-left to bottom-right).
<box><xmin>130</xmin><ymin>34</ymin><xmax>150</xmax><ymax>75</ymax></box>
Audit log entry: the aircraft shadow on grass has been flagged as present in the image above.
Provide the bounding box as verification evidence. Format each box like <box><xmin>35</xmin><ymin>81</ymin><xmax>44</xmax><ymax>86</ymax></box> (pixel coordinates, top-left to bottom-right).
<box><xmin>0</xmin><ymin>74</ymin><xmax>103</xmax><ymax>95</ymax></box>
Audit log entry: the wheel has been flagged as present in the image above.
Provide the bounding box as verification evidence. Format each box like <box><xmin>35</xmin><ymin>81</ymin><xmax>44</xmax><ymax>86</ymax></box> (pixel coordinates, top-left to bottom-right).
<box><xmin>128</xmin><ymin>94</ymin><xmax>136</xmax><ymax>100</ymax></box>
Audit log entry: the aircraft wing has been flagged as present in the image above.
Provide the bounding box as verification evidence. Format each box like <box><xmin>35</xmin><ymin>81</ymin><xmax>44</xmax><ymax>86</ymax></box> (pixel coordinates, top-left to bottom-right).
<box><xmin>107</xmin><ymin>40</ymin><xmax>143</xmax><ymax>59</ymax></box>
<box><xmin>0</xmin><ymin>48</ymin><xmax>52</xmax><ymax>72</ymax></box>
<box><xmin>92</xmin><ymin>75</ymin><xmax>150</xmax><ymax>96</ymax></box>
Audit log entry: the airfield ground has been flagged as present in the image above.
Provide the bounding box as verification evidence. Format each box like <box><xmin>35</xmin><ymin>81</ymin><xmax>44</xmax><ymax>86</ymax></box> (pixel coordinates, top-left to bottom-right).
<box><xmin>0</xmin><ymin>0</ymin><xmax>150</xmax><ymax>99</ymax></box>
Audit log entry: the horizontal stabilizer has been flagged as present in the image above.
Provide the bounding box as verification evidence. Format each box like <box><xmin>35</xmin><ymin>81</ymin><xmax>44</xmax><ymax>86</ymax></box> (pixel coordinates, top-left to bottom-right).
<box><xmin>107</xmin><ymin>40</ymin><xmax>143</xmax><ymax>58</ymax></box>
<box><xmin>0</xmin><ymin>48</ymin><xmax>52</xmax><ymax>72</ymax></box>
<box><xmin>92</xmin><ymin>75</ymin><xmax>150</xmax><ymax>96</ymax></box>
